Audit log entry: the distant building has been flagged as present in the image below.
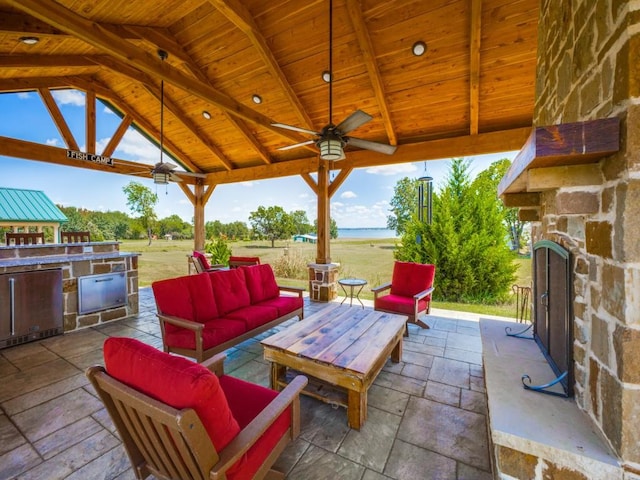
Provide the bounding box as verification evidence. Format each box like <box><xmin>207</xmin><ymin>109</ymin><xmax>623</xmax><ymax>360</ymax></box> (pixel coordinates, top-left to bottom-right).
<box><xmin>0</xmin><ymin>187</ymin><xmax>68</xmax><ymax>242</ymax></box>
<box><xmin>292</xmin><ymin>234</ymin><xmax>317</xmax><ymax>244</ymax></box>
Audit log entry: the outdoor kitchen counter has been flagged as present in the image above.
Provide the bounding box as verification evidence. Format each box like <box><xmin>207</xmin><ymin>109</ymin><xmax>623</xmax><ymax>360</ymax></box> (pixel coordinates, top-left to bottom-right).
<box><xmin>0</xmin><ymin>242</ymin><xmax>140</xmax><ymax>333</ymax></box>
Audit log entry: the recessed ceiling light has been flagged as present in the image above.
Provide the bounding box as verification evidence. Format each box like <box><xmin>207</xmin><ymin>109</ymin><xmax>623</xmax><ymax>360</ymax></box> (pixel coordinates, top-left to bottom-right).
<box><xmin>322</xmin><ymin>70</ymin><xmax>332</xmax><ymax>83</ymax></box>
<box><xmin>412</xmin><ymin>41</ymin><xmax>427</xmax><ymax>56</ymax></box>
<box><xmin>252</xmin><ymin>94</ymin><xmax>262</xmax><ymax>104</ymax></box>
<box><xmin>19</xmin><ymin>36</ymin><xmax>39</xmax><ymax>45</ymax></box>
<box><xmin>202</xmin><ymin>111</ymin><xmax>211</xmax><ymax>120</ymax></box>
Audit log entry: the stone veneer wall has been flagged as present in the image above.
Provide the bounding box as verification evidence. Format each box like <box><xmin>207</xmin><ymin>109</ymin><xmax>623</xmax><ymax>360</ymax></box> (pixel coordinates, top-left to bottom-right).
<box><xmin>0</xmin><ymin>243</ymin><xmax>139</xmax><ymax>332</ymax></box>
<box><xmin>532</xmin><ymin>0</ymin><xmax>640</xmax><ymax>468</ymax></box>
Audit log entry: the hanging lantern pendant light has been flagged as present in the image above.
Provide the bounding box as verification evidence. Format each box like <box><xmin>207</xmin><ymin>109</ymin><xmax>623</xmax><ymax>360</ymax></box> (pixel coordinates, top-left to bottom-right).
<box><xmin>153</xmin><ymin>49</ymin><xmax>171</xmax><ymax>185</ymax></box>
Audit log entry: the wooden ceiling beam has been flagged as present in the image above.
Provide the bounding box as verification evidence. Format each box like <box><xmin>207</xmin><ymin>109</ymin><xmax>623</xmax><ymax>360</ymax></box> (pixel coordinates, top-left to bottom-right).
<box><xmin>101</xmin><ymin>114</ymin><xmax>132</xmax><ymax>158</ymax></box>
<box><xmin>0</xmin><ymin>54</ymin><xmax>98</xmax><ymax>68</ymax></box>
<box><xmin>37</xmin><ymin>87</ymin><xmax>79</xmax><ymax>151</ymax></box>
<box><xmin>328</xmin><ymin>167</ymin><xmax>353</xmax><ymax>198</ymax></box>
<box><xmin>86</xmin><ymin>90</ymin><xmax>96</xmax><ymax>154</ymax></box>
<box><xmin>300</xmin><ymin>173</ymin><xmax>318</xmax><ymax>194</ymax></box>
<box><xmin>469</xmin><ymin>0</ymin><xmax>482</xmax><ymax>135</ymax></box>
<box><xmin>0</xmin><ymin>11</ymin><xmax>63</xmax><ymax>36</ymax></box>
<box><xmin>142</xmin><ymin>85</ymin><xmax>234</xmax><ymax>171</ymax></box>
<box><xmin>8</xmin><ymin>0</ymin><xmax>310</xmax><ymax>146</ymax></box>
<box><xmin>345</xmin><ymin>0</ymin><xmax>396</xmax><ymax>146</ymax></box>
<box><xmin>0</xmin><ymin>76</ymin><xmax>83</xmax><ymax>92</ymax></box>
<box><xmin>209</xmin><ymin>0</ymin><xmax>315</xmax><ymax>131</ymax></box>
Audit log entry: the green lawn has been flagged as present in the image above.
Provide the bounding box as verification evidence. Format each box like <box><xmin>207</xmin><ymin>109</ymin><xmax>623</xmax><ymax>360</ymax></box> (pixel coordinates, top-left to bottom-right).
<box><xmin>122</xmin><ymin>238</ymin><xmax>531</xmax><ymax>319</ymax></box>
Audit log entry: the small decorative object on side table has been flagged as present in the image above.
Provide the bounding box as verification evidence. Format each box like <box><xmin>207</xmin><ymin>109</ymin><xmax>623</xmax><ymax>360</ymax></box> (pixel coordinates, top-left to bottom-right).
<box><xmin>339</xmin><ymin>277</ymin><xmax>367</xmax><ymax>308</ymax></box>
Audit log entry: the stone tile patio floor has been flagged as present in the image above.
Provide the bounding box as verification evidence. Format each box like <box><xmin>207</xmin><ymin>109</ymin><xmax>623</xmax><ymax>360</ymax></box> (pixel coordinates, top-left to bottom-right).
<box><xmin>0</xmin><ymin>288</ymin><xmax>495</xmax><ymax>480</ymax></box>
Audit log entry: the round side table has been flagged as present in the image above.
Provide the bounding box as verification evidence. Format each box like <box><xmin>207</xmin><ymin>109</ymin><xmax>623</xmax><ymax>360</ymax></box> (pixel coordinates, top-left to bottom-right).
<box><xmin>339</xmin><ymin>277</ymin><xmax>367</xmax><ymax>308</ymax></box>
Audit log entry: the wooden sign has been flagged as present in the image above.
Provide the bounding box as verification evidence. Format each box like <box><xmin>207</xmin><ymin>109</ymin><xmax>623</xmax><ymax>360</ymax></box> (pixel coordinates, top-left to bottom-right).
<box><xmin>66</xmin><ymin>150</ymin><xmax>113</xmax><ymax>166</ymax></box>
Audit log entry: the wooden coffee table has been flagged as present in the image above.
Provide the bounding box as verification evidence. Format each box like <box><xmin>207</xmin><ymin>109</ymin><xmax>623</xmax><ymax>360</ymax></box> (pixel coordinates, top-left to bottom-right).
<box><xmin>261</xmin><ymin>303</ymin><xmax>407</xmax><ymax>430</ymax></box>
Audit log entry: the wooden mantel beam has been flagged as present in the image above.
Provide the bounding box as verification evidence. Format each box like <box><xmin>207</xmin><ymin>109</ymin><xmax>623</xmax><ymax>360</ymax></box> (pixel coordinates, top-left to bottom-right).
<box><xmin>498</xmin><ymin>118</ymin><xmax>620</xmax><ymax>196</ymax></box>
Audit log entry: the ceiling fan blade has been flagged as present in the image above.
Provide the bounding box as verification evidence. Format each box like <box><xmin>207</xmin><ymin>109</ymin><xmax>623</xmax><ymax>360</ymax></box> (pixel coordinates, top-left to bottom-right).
<box><xmin>173</xmin><ymin>171</ymin><xmax>207</xmax><ymax>179</ymax></box>
<box><xmin>272</xmin><ymin>123</ymin><xmax>319</xmax><ymax>136</ymax></box>
<box><xmin>277</xmin><ymin>140</ymin><xmax>315</xmax><ymax>151</ymax></box>
<box><xmin>169</xmin><ymin>173</ymin><xmax>183</xmax><ymax>182</ymax></box>
<box><xmin>346</xmin><ymin>136</ymin><xmax>397</xmax><ymax>155</ymax></box>
<box><xmin>336</xmin><ymin>110</ymin><xmax>373</xmax><ymax>134</ymax></box>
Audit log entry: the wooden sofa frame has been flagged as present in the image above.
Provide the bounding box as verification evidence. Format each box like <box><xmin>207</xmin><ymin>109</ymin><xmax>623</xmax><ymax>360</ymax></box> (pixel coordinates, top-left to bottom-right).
<box><xmin>156</xmin><ymin>285</ymin><xmax>305</xmax><ymax>363</ymax></box>
<box><xmin>86</xmin><ymin>353</ymin><xmax>307</xmax><ymax>480</ymax></box>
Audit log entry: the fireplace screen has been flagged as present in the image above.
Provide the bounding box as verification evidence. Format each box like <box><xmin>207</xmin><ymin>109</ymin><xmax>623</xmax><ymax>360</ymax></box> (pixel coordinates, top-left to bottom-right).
<box><xmin>529</xmin><ymin>240</ymin><xmax>573</xmax><ymax>397</ymax></box>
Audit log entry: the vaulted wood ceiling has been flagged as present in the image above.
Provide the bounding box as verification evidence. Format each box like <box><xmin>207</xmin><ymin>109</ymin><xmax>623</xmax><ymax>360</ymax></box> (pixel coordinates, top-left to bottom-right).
<box><xmin>0</xmin><ymin>0</ymin><xmax>538</xmax><ymax>186</ymax></box>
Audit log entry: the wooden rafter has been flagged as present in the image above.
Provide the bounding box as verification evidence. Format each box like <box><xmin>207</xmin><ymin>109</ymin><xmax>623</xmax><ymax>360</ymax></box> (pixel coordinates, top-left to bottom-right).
<box><xmin>86</xmin><ymin>90</ymin><xmax>96</xmax><ymax>154</ymax></box>
<box><xmin>345</xmin><ymin>0</ymin><xmax>396</xmax><ymax>146</ymax></box>
<box><xmin>38</xmin><ymin>88</ymin><xmax>79</xmax><ymax>150</ymax></box>
<box><xmin>469</xmin><ymin>0</ymin><xmax>482</xmax><ymax>135</ymax></box>
<box><xmin>102</xmin><ymin>114</ymin><xmax>132</xmax><ymax>157</ymax></box>
<box><xmin>8</xmin><ymin>0</ymin><xmax>310</xmax><ymax>146</ymax></box>
<box><xmin>209</xmin><ymin>0</ymin><xmax>315</xmax><ymax>131</ymax></box>
<box><xmin>328</xmin><ymin>168</ymin><xmax>353</xmax><ymax>198</ymax></box>
<box><xmin>300</xmin><ymin>173</ymin><xmax>318</xmax><ymax>194</ymax></box>
<box><xmin>0</xmin><ymin>76</ymin><xmax>77</xmax><ymax>92</ymax></box>
<box><xmin>0</xmin><ymin>54</ymin><xmax>98</xmax><ymax>68</ymax></box>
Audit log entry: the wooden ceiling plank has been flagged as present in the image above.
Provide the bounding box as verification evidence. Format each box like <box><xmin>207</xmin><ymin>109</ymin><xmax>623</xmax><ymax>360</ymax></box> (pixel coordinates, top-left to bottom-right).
<box><xmin>0</xmin><ymin>11</ymin><xmax>63</xmax><ymax>36</ymax></box>
<box><xmin>102</xmin><ymin>114</ymin><xmax>132</xmax><ymax>157</ymax></box>
<box><xmin>345</xmin><ymin>0</ymin><xmax>396</xmax><ymax>146</ymax></box>
<box><xmin>469</xmin><ymin>0</ymin><xmax>482</xmax><ymax>135</ymax></box>
<box><xmin>37</xmin><ymin>87</ymin><xmax>79</xmax><ymax>151</ymax></box>
<box><xmin>209</xmin><ymin>0</ymin><xmax>315</xmax><ymax>131</ymax></box>
<box><xmin>86</xmin><ymin>90</ymin><xmax>96</xmax><ymax>154</ymax></box>
<box><xmin>328</xmin><ymin>167</ymin><xmax>353</xmax><ymax>198</ymax></box>
<box><xmin>142</xmin><ymin>85</ymin><xmax>233</xmax><ymax>171</ymax></box>
<box><xmin>7</xmin><ymin>0</ymin><xmax>310</xmax><ymax>146</ymax></box>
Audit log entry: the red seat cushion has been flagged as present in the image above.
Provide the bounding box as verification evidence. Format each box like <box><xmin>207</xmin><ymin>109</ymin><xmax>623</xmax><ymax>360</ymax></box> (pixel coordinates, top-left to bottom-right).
<box><xmin>219</xmin><ymin>375</ymin><xmax>291</xmax><ymax>480</ymax></box>
<box><xmin>241</xmin><ymin>264</ymin><xmax>280</xmax><ymax>303</ymax></box>
<box><xmin>193</xmin><ymin>250</ymin><xmax>211</xmax><ymax>270</ymax></box>
<box><xmin>390</xmin><ymin>262</ymin><xmax>435</xmax><ymax>298</ymax></box>
<box><xmin>225</xmin><ymin>305</ymin><xmax>280</xmax><ymax>330</ymax></box>
<box><xmin>375</xmin><ymin>293</ymin><xmax>429</xmax><ymax>316</ymax></box>
<box><xmin>208</xmin><ymin>269</ymin><xmax>252</xmax><ymax>316</ymax></box>
<box><xmin>164</xmin><ymin>318</ymin><xmax>246</xmax><ymax>350</ymax></box>
<box><xmin>103</xmin><ymin>337</ymin><xmax>240</xmax><ymax>453</ymax></box>
<box><xmin>152</xmin><ymin>274</ymin><xmax>219</xmax><ymax>334</ymax></box>
<box><xmin>257</xmin><ymin>296</ymin><xmax>303</xmax><ymax>317</ymax></box>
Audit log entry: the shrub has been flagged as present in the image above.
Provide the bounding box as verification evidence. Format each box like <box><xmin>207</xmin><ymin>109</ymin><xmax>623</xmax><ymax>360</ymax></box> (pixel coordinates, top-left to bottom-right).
<box><xmin>204</xmin><ymin>236</ymin><xmax>232</xmax><ymax>265</ymax></box>
<box><xmin>272</xmin><ymin>249</ymin><xmax>310</xmax><ymax>279</ymax></box>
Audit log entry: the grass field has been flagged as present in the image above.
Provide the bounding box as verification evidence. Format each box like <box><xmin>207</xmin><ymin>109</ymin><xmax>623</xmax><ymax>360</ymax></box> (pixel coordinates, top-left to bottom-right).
<box><xmin>121</xmin><ymin>238</ymin><xmax>531</xmax><ymax>319</ymax></box>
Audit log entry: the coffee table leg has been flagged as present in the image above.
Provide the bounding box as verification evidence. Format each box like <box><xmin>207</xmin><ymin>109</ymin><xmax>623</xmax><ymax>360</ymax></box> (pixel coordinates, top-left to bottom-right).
<box><xmin>270</xmin><ymin>363</ymin><xmax>286</xmax><ymax>391</ymax></box>
<box><xmin>391</xmin><ymin>337</ymin><xmax>403</xmax><ymax>363</ymax></box>
<box><xmin>347</xmin><ymin>389</ymin><xmax>367</xmax><ymax>430</ymax></box>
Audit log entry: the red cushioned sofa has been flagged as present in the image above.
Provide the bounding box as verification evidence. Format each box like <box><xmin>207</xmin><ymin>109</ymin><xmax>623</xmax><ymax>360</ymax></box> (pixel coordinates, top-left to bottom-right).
<box><xmin>152</xmin><ymin>263</ymin><xmax>304</xmax><ymax>362</ymax></box>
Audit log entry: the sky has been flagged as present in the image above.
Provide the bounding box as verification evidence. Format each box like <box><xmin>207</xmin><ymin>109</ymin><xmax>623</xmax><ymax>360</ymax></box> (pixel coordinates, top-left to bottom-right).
<box><xmin>0</xmin><ymin>90</ymin><xmax>517</xmax><ymax>228</ymax></box>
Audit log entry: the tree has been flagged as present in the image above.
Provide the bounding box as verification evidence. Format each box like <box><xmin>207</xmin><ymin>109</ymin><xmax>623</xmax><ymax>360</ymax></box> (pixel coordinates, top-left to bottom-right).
<box><xmin>123</xmin><ymin>182</ymin><xmax>158</xmax><ymax>245</ymax></box>
<box><xmin>249</xmin><ymin>206</ymin><xmax>294</xmax><ymax>247</ymax></box>
<box><xmin>395</xmin><ymin>158</ymin><xmax>517</xmax><ymax>303</ymax></box>
<box><xmin>387</xmin><ymin>177</ymin><xmax>420</xmax><ymax>235</ymax></box>
<box><xmin>290</xmin><ymin>210</ymin><xmax>312</xmax><ymax>235</ymax></box>
<box><xmin>313</xmin><ymin>217</ymin><xmax>338</xmax><ymax>239</ymax></box>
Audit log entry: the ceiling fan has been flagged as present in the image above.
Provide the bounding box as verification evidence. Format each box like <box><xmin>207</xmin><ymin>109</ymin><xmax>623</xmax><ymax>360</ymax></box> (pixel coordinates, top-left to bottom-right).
<box><xmin>272</xmin><ymin>0</ymin><xmax>396</xmax><ymax>160</ymax></box>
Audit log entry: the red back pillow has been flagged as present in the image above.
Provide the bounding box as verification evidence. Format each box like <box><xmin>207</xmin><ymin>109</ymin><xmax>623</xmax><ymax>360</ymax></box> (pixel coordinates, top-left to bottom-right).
<box><xmin>390</xmin><ymin>262</ymin><xmax>435</xmax><ymax>297</ymax></box>
<box><xmin>103</xmin><ymin>337</ymin><xmax>240</xmax><ymax>452</ymax></box>
<box><xmin>193</xmin><ymin>250</ymin><xmax>211</xmax><ymax>270</ymax></box>
<box><xmin>208</xmin><ymin>268</ymin><xmax>251</xmax><ymax>315</ymax></box>
<box><xmin>152</xmin><ymin>273</ymin><xmax>219</xmax><ymax>322</ymax></box>
<box><xmin>241</xmin><ymin>264</ymin><xmax>279</xmax><ymax>303</ymax></box>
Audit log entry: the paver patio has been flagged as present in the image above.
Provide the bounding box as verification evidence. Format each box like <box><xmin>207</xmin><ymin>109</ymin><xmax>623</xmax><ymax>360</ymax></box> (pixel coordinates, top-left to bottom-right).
<box><xmin>0</xmin><ymin>288</ymin><xmax>495</xmax><ymax>480</ymax></box>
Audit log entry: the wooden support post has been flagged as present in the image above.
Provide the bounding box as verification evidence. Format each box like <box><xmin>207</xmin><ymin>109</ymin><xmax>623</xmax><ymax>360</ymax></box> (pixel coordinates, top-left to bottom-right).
<box><xmin>316</xmin><ymin>160</ymin><xmax>330</xmax><ymax>264</ymax></box>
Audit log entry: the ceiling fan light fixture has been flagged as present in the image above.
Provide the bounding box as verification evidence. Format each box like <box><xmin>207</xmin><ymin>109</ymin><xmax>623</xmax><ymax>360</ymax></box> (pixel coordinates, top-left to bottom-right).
<box><xmin>318</xmin><ymin>136</ymin><xmax>344</xmax><ymax>161</ymax></box>
<box><xmin>412</xmin><ymin>41</ymin><xmax>427</xmax><ymax>56</ymax></box>
<box><xmin>322</xmin><ymin>70</ymin><xmax>332</xmax><ymax>83</ymax></box>
<box><xmin>153</xmin><ymin>171</ymin><xmax>170</xmax><ymax>185</ymax></box>
<box><xmin>252</xmin><ymin>94</ymin><xmax>262</xmax><ymax>104</ymax></box>
<box><xmin>19</xmin><ymin>36</ymin><xmax>39</xmax><ymax>45</ymax></box>
<box><xmin>202</xmin><ymin>110</ymin><xmax>211</xmax><ymax>120</ymax></box>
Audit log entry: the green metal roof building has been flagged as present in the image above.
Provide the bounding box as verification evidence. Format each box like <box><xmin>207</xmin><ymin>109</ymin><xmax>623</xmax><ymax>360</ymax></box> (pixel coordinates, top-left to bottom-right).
<box><xmin>0</xmin><ymin>187</ymin><xmax>68</xmax><ymax>243</ymax></box>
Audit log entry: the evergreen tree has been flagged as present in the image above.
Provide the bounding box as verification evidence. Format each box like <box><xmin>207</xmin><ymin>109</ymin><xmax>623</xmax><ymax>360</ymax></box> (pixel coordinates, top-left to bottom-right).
<box><xmin>395</xmin><ymin>158</ymin><xmax>516</xmax><ymax>303</ymax></box>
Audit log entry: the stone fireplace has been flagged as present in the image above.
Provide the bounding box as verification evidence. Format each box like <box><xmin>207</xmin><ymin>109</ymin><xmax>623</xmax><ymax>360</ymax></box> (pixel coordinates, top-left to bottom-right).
<box><xmin>488</xmin><ymin>1</ymin><xmax>640</xmax><ymax>478</ymax></box>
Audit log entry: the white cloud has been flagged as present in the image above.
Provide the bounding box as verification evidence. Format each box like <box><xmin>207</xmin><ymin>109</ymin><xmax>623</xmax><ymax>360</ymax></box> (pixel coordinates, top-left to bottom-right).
<box><xmin>52</xmin><ymin>90</ymin><xmax>85</xmax><ymax>107</ymax></box>
<box><xmin>103</xmin><ymin>106</ymin><xmax>116</xmax><ymax>115</ymax></box>
<box><xmin>331</xmin><ymin>201</ymin><xmax>344</xmax><ymax>208</ymax></box>
<box><xmin>298</xmin><ymin>193</ymin><xmax>309</xmax><ymax>198</ymax></box>
<box><xmin>113</xmin><ymin>129</ymin><xmax>159</xmax><ymax>164</ymax></box>
<box><xmin>240</xmin><ymin>181</ymin><xmax>255</xmax><ymax>187</ymax></box>
<box><xmin>17</xmin><ymin>92</ymin><xmax>31</xmax><ymax>99</ymax></box>
<box><xmin>46</xmin><ymin>138</ymin><xmax>60</xmax><ymax>147</ymax></box>
<box><xmin>340</xmin><ymin>191</ymin><xmax>357</xmax><ymax>199</ymax></box>
<box><xmin>366</xmin><ymin>163</ymin><xmax>418</xmax><ymax>176</ymax></box>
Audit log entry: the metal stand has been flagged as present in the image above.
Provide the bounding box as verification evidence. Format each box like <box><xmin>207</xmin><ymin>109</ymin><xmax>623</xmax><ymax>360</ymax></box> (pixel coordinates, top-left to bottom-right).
<box><xmin>505</xmin><ymin>323</ymin><xmax>533</xmax><ymax>339</ymax></box>
<box><xmin>521</xmin><ymin>371</ymin><xmax>569</xmax><ymax>397</ymax></box>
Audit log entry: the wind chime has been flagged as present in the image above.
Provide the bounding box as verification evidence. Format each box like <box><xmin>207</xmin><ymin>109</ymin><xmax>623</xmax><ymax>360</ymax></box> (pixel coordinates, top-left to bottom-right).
<box><xmin>418</xmin><ymin>175</ymin><xmax>433</xmax><ymax>225</ymax></box>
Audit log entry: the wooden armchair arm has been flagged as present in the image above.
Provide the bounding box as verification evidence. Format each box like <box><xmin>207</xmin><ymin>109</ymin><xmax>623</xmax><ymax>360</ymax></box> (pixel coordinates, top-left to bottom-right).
<box><xmin>413</xmin><ymin>286</ymin><xmax>434</xmax><ymax>302</ymax></box>
<box><xmin>278</xmin><ymin>285</ymin><xmax>305</xmax><ymax>297</ymax></box>
<box><xmin>211</xmin><ymin>375</ymin><xmax>308</xmax><ymax>479</ymax></box>
<box><xmin>371</xmin><ymin>282</ymin><xmax>392</xmax><ymax>298</ymax></box>
<box><xmin>157</xmin><ymin>313</ymin><xmax>204</xmax><ymax>332</ymax></box>
<box><xmin>201</xmin><ymin>353</ymin><xmax>227</xmax><ymax>377</ymax></box>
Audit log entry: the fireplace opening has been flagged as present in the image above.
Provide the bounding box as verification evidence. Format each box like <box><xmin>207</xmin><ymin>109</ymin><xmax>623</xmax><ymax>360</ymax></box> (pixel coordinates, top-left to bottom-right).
<box><xmin>528</xmin><ymin>240</ymin><xmax>574</xmax><ymax>397</ymax></box>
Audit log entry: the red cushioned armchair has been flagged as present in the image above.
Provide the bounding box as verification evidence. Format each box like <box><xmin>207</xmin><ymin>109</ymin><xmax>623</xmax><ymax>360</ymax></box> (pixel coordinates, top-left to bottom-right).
<box><xmin>87</xmin><ymin>337</ymin><xmax>307</xmax><ymax>480</ymax></box>
<box><xmin>371</xmin><ymin>261</ymin><xmax>436</xmax><ymax>335</ymax></box>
